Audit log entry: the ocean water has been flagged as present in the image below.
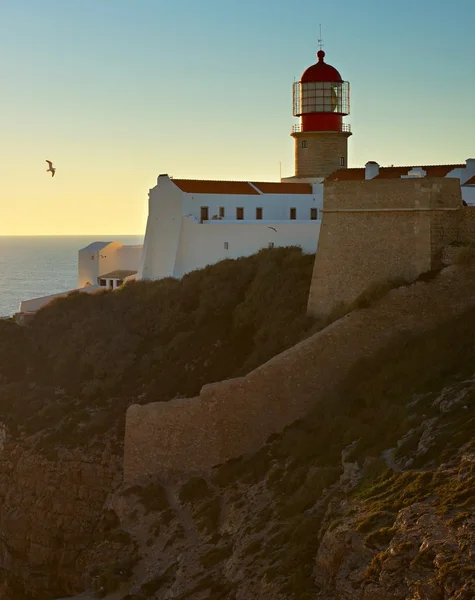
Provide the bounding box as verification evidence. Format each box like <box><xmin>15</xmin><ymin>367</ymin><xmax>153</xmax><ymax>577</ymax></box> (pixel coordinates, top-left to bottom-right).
<box><xmin>0</xmin><ymin>236</ymin><xmax>143</xmax><ymax>317</ymax></box>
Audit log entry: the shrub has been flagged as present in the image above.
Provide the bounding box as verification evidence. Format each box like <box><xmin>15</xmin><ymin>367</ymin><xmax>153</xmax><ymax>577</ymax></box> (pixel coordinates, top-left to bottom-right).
<box><xmin>123</xmin><ymin>481</ymin><xmax>170</xmax><ymax>515</ymax></box>
<box><xmin>0</xmin><ymin>248</ymin><xmax>317</xmax><ymax>453</ymax></box>
<box><xmin>194</xmin><ymin>496</ymin><xmax>222</xmax><ymax>534</ymax></box>
<box><xmin>179</xmin><ymin>477</ymin><xmax>211</xmax><ymax>503</ymax></box>
<box><xmin>364</xmin><ymin>526</ymin><xmax>396</xmax><ymax>548</ymax></box>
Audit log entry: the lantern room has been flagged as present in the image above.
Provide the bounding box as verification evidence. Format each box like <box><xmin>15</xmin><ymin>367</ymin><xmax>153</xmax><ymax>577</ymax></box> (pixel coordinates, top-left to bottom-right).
<box><xmin>292</xmin><ymin>50</ymin><xmax>350</xmax><ymax>133</ymax></box>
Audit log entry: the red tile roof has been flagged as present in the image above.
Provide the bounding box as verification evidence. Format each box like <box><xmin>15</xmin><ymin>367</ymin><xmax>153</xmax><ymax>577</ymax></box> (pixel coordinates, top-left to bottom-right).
<box><xmin>464</xmin><ymin>175</ymin><xmax>475</xmax><ymax>185</ymax></box>
<box><xmin>172</xmin><ymin>180</ymin><xmax>258</xmax><ymax>194</ymax></box>
<box><xmin>252</xmin><ymin>182</ymin><xmax>312</xmax><ymax>194</ymax></box>
<box><xmin>325</xmin><ymin>168</ymin><xmax>366</xmax><ymax>182</ymax></box>
<box><xmin>326</xmin><ymin>164</ymin><xmax>465</xmax><ymax>182</ymax></box>
<box><xmin>171</xmin><ymin>179</ymin><xmax>312</xmax><ymax>195</ymax></box>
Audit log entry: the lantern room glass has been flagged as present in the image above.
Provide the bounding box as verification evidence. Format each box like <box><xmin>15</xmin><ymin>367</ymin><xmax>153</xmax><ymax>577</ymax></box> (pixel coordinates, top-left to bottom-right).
<box><xmin>293</xmin><ymin>81</ymin><xmax>350</xmax><ymax>116</ymax></box>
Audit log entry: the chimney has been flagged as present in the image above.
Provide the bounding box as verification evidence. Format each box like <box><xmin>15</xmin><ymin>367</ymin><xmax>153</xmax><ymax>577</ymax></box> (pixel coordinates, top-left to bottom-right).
<box><xmin>365</xmin><ymin>161</ymin><xmax>380</xmax><ymax>180</ymax></box>
<box><xmin>466</xmin><ymin>158</ymin><xmax>475</xmax><ymax>174</ymax></box>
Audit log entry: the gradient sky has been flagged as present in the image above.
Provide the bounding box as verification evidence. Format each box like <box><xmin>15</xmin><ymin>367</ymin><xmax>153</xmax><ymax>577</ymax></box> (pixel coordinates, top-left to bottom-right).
<box><xmin>1</xmin><ymin>0</ymin><xmax>474</xmax><ymax>235</ymax></box>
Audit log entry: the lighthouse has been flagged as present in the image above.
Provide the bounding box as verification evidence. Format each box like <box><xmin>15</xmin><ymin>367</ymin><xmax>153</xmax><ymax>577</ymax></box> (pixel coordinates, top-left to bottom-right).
<box><xmin>291</xmin><ymin>50</ymin><xmax>351</xmax><ymax>179</ymax></box>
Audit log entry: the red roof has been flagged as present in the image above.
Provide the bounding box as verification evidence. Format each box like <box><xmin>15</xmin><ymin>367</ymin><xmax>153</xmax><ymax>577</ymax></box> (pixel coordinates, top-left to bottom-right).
<box><xmin>301</xmin><ymin>51</ymin><xmax>343</xmax><ymax>83</ymax></box>
<box><xmin>172</xmin><ymin>180</ymin><xmax>258</xmax><ymax>194</ymax></box>
<box><xmin>464</xmin><ymin>175</ymin><xmax>475</xmax><ymax>185</ymax></box>
<box><xmin>326</xmin><ymin>164</ymin><xmax>465</xmax><ymax>182</ymax></box>
<box><xmin>252</xmin><ymin>182</ymin><xmax>312</xmax><ymax>194</ymax></box>
<box><xmin>171</xmin><ymin>179</ymin><xmax>312</xmax><ymax>195</ymax></box>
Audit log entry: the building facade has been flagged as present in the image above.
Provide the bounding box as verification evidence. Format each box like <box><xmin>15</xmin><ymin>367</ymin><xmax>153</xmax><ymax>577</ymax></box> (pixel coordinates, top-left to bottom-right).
<box><xmin>138</xmin><ymin>177</ymin><xmax>322</xmax><ymax>280</ymax></box>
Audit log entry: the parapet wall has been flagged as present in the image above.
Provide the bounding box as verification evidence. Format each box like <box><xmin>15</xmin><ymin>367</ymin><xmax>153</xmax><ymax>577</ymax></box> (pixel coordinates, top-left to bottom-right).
<box><xmin>459</xmin><ymin>206</ymin><xmax>475</xmax><ymax>243</ymax></box>
<box><xmin>124</xmin><ymin>263</ymin><xmax>475</xmax><ymax>481</ymax></box>
<box><xmin>307</xmin><ymin>178</ymin><xmax>462</xmax><ymax>318</ymax></box>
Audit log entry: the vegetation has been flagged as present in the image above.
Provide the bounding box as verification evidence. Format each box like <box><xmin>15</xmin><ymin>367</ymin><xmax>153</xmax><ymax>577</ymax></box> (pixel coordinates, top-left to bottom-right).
<box><xmin>122</xmin><ymin>480</ymin><xmax>170</xmax><ymax>515</ymax></box>
<box><xmin>0</xmin><ymin>247</ymin><xmax>316</xmax><ymax>451</ymax></box>
<box><xmin>197</xmin><ymin>294</ymin><xmax>475</xmax><ymax>596</ymax></box>
<box><xmin>3</xmin><ymin>248</ymin><xmax>475</xmax><ymax>598</ymax></box>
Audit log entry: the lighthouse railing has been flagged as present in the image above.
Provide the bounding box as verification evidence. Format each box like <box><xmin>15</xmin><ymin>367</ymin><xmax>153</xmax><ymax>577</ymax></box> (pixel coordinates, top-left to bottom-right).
<box><xmin>291</xmin><ymin>123</ymin><xmax>351</xmax><ymax>134</ymax></box>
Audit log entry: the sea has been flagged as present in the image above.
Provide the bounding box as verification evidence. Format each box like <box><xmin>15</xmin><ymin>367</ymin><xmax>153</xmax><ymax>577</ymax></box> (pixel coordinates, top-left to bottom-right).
<box><xmin>0</xmin><ymin>236</ymin><xmax>143</xmax><ymax>318</ymax></box>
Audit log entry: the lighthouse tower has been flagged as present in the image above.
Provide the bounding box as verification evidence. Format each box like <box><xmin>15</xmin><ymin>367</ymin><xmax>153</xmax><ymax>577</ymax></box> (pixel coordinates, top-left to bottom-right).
<box><xmin>291</xmin><ymin>50</ymin><xmax>351</xmax><ymax>179</ymax></box>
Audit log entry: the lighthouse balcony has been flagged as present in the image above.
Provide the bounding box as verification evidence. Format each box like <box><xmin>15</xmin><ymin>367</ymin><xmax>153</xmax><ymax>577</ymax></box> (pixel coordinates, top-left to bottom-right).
<box><xmin>291</xmin><ymin>123</ymin><xmax>351</xmax><ymax>134</ymax></box>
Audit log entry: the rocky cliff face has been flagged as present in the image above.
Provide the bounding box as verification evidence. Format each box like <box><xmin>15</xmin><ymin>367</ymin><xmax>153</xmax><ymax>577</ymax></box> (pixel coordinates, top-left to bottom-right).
<box><xmin>56</xmin><ymin>346</ymin><xmax>474</xmax><ymax>600</ymax></box>
<box><xmin>0</xmin><ymin>437</ymin><xmax>122</xmax><ymax>599</ymax></box>
<box><xmin>0</xmin><ymin>258</ymin><xmax>474</xmax><ymax>599</ymax></box>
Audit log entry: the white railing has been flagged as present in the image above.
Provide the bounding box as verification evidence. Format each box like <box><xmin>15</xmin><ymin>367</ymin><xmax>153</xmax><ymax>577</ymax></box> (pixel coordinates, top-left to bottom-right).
<box><xmin>291</xmin><ymin>123</ymin><xmax>351</xmax><ymax>133</ymax></box>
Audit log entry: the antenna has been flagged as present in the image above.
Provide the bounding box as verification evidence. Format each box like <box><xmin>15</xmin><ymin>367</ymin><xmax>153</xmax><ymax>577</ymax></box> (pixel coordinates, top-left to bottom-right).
<box><xmin>318</xmin><ymin>24</ymin><xmax>324</xmax><ymax>51</ymax></box>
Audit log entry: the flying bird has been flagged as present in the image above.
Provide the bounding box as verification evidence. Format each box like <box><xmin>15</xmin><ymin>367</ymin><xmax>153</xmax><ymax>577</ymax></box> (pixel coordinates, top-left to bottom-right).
<box><xmin>46</xmin><ymin>160</ymin><xmax>56</xmax><ymax>177</ymax></box>
<box><xmin>268</xmin><ymin>226</ymin><xmax>277</xmax><ymax>232</ymax></box>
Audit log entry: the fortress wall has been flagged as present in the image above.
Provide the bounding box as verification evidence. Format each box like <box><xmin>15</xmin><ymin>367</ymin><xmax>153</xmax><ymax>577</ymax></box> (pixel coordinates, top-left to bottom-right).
<box><xmin>430</xmin><ymin>209</ymin><xmax>461</xmax><ymax>264</ymax></box>
<box><xmin>307</xmin><ymin>178</ymin><xmax>462</xmax><ymax>318</ymax></box>
<box><xmin>459</xmin><ymin>207</ymin><xmax>475</xmax><ymax>243</ymax></box>
<box><xmin>124</xmin><ymin>264</ymin><xmax>475</xmax><ymax>481</ymax></box>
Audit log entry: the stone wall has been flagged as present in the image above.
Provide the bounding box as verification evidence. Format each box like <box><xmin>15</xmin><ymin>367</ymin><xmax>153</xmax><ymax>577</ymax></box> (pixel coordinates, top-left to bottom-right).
<box><xmin>292</xmin><ymin>131</ymin><xmax>350</xmax><ymax>179</ymax></box>
<box><xmin>124</xmin><ymin>263</ymin><xmax>475</xmax><ymax>481</ymax></box>
<box><xmin>459</xmin><ymin>206</ymin><xmax>475</xmax><ymax>243</ymax></box>
<box><xmin>307</xmin><ymin>178</ymin><xmax>462</xmax><ymax>318</ymax></box>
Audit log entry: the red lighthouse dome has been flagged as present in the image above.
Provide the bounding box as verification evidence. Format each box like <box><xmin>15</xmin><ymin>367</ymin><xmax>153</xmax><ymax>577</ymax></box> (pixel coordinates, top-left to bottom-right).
<box><xmin>301</xmin><ymin>50</ymin><xmax>343</xmax><ymax>83</ymax></box>
<box><xmin>292</xmin><ymin>50</ymin><xmax>350</xmax><ymax>132</ymax></box>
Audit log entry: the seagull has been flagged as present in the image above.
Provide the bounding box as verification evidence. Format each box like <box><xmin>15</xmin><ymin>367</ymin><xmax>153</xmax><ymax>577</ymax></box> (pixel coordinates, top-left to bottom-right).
<box><xmin>46</xmin><ymin>160</ymin><xmax>56</xmax><ymax>177</ymax></box>
<box><xmin>268</xmin><ymin>226</ymin><xmax>277</xmax><ymax>232</ymax></box>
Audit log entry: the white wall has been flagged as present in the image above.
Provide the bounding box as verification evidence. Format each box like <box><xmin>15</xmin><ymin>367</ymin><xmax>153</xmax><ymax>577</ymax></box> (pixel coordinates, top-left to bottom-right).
<box><xmin>173</xmin><ymin>219</ymin><xmax>320</xmax><ymax>278</ymax></box>
<box><xmin>462</xmin><ymin>186</ymin><xmax>475</xmax><ymax>205</ymax></box>
<box><xmin>139</xmin><ymin>176</ymin><xmax>184</xmax><ymax>279</ymax></box>
<box><xmin>181</xmin><ymin>187</ymin><xmax>323</xmax><ymax>222</ymax></box>
<box><xmin>446</xmin><ymin>159</ymin><xmax>475</xmax><ymax>185</ymax></box>
<box><xmin>139</xmin><ymin>175</ymin><xmax>322</xmax><ymax>281</ymax></box>
<box><xmin>19</xmin><ymin>285</ymin><xmax>101</xmax><ymax>314</ymax></box>
<box><xmin>117</xmin><ymin>245</ymin><xmax>143</xmax><ymax>270</ymax></box>
<box><xmin>78</xmin><ymin>241</ymin><xmax>122</xmax><ymax>288</ymax></box>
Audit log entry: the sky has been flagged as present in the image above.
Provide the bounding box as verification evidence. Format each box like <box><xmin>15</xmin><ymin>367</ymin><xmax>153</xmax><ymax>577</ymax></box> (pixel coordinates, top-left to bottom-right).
<box><xmin>1</xmin><ymin>0</ymin><xmax>475</xmax><ymax>235</ymax></box>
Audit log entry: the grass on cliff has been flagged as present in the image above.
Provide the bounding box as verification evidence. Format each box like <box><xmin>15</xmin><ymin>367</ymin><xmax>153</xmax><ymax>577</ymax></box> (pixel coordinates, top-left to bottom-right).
<box><xmin>200</xmin><ymin>297</ymin><xmax>475</xmax><ymax>597</ymax></box>
<box><xmin>0</xmin><ymin>247</ymin><xmax>317</xmax><ymax>450</ymax></box>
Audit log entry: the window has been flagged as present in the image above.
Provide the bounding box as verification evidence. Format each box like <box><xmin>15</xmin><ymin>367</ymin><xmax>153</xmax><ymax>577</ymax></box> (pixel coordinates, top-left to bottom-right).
<box><xmin>268</xmin><ymin>242</ymin><xmax>275</xmax><ymax>249</ymax></box>
<box><xmin>256</xmin><ymin>207</ymin><xmax>263</xmax><ymax>220</ymax></box>
<box><xmin>219</xmin><ymin>206</ymin><xmax>225</xmax><ymax>218</ymax></box>
<box><xmin>298</xmin><ymin>81</ymin><xmax>349</xmax><ymax>113</ymax></box>
<box><xmin>99</xmin><ymin>278</ymin><xmax>106</xmax><ymax>287</ymax></box>
<box><xmin>340</xmin><ymin>156</ymin><xmax>345</xmax><ymax>166</ymax></box>
<box><xmin>301</xmin><ymin>140</ymin><xmax>308</xmax><ymax>148</ymax></box>
<box><xmin>224</xmin><ymin>242</ymin><xmax>229</xmax><ymax>250</ymax></box>
<box><xmin>116</xmin><ymin>279</ymin><xmax>124</xmax><ymax>287</ymax></box>
<box><xmin>200</xmin><ymin>206</ymin><xmax>209</xmax><ymax>222</ymax></box>
<box><xmin>310</xmin><ymin>208</ymin><xmax>318</xmax><ymax>220</ymax></box>
<box><xmin>290</xmin><ymin>207</ymin><xmax>297</xmax><ymax>220</ymax></box>
<box><xmin>236</xmin><ymin>207</ymin><xmax>244</xmax><ymax>220</ymax></box>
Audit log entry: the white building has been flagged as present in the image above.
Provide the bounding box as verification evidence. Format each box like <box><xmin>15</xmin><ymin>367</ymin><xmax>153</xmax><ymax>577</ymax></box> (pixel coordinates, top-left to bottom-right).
<box><xmin>78</xmin><ymin>241</ymin><xmax>142</xmax><ymax>289</ymax></box>
<box><xmin>139</xmin><ymin>177</ymin><xmax>322</xmax><ymax>280</ymax></box>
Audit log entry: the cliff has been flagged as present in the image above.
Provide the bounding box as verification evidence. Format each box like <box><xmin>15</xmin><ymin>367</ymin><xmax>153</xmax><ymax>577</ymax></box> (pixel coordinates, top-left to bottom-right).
<box><xmin>0</xmin><ymin>247</ymin><xmax>316</xmax><ymax>599</ymax></box>
<box><xmin>0</xmin><ymin>248</ymin><xmax>474</xmax><ymax>599</ymax></box>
